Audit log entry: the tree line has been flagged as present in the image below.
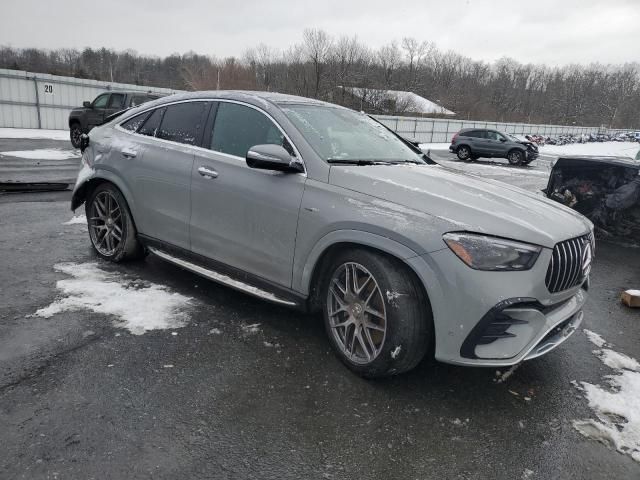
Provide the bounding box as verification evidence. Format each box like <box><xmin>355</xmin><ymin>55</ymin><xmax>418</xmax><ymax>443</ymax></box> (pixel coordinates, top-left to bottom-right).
<box><xmin>1</xmin><ymin>29</ymin><xmax>638</xmax><ymax>128</ymax></box>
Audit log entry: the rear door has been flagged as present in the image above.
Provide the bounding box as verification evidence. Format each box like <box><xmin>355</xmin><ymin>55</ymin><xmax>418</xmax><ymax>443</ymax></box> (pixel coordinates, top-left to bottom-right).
<box><xmin>465</xmin><ymin>130</ymin><xmax>488</xmax><ymax>154</ymax></box>
<box><xmin>121</xmin><ymin>101</ymin><xmax>210</xmax><ymax>250</ymax></box>
<box><xmin>190</xmin><ymin>100</ymin><xmax>306</xmax><ymax>288</ymax></box>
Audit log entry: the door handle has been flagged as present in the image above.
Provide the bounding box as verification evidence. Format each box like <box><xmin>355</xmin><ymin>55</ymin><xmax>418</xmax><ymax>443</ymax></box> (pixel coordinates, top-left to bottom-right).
<box><xmin>198</xmin><ymin>166</ymin><xmax>218</xmax><ymax>179</ymax></box>
<box><xmin>121</xmin><ymin>148</ymin><xmax>137</xmax><ymax>158</ymax></box>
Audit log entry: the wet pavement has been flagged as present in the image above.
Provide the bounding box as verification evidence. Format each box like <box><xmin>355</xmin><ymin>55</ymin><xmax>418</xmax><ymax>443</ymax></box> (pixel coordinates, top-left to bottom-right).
<box><xmin>1</xmin><ymin>139</ymin><xmax>639</xmax><ymax>479</ymax></box>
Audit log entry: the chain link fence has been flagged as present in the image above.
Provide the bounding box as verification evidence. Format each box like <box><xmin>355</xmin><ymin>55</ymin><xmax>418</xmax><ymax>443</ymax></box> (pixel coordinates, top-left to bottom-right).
<box><xmin>373</xmin><ymin>115</ymin><xmax>619</xmax><ymax>144</ymax></box>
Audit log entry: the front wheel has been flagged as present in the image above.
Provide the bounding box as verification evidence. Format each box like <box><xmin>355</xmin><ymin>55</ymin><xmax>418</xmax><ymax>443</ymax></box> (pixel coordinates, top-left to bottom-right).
<box><xmin>70</xmin><ymin>124</ymin><xmax>82</xmax><ymax>149</ymax></box>
<box><xmin>322</xmin><ymin>249</ymin><xmax>432</xmax><ymax>378</ymax></box>
<box><xmin>507</xmin><ymin>149</ymin><xmax>525</xmax><ymax>165</ymax></box>
<box><xmin>85</xmin><ymin>183</ymin><xmax>146</xmax><ymax>262</ymax></box>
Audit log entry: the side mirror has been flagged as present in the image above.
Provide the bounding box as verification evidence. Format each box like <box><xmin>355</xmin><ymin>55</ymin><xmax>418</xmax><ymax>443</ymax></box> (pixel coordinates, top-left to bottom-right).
<box><xmin>246</xmin><ymin>144</ymin><xmax>303</xmax><ymax>173</ymax></box>
<box><xmin>83</xmin><ymin>101</ymin><xmax>92</xmax><ymax>108</ymax></box>
<box><xmin>499</xmin><ymin>137</ymin><xmax>507</xmax><ymax>142</ymax></box>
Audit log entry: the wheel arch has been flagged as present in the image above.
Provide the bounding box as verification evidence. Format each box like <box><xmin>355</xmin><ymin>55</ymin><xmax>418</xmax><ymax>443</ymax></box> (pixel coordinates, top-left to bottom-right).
<box><xmin>71</xmin><ymin>171</ymin><xmax>137</xmax><ymax>222</ymax></box>
<box><xmin>297</xmin><ymin>230</ymin><xmax>439</xmax><ymax>318</ymax></box>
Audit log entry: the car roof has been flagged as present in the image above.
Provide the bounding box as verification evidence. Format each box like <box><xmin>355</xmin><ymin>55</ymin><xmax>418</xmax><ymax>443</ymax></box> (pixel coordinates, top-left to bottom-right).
<box><xmin>149</xmin><ymin>90</ymin><xmax>339</xmax><ymax>109</ymax></box>
<box><xmin>554</xmin><ymin>155</ymin><xmax>640</xmax><ymax>169</ymax></box>
<box><xmin>108</xmin><ymin>90</ymin><xmax>161</xmax><ymax>95</ymax></box>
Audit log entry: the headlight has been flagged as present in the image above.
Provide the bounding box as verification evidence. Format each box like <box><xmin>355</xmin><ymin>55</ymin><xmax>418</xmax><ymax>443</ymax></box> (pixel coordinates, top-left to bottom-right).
<box><xmin>443</xmin><ymin>233</ymin><xmax>541</xmax><ymax>271</ymax></box>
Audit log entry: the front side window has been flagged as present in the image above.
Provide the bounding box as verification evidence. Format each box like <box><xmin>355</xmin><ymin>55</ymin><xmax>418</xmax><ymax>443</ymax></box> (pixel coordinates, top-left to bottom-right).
<box><xmin>282</xmin><ymin>105</ymin><xmax>424</xmax><ymax>163</ymax></box>
<box><xmin>157</xmin><ymin>102</ymin><xmax>208</xmax><ymax>145</ymax></box>
<box><xmin>109</xmin><ymin>93</ymin><xmax>126</xmax><ymax>109</ymax></box>
<box><xmin>93</xmin><ymin>94</ymin><xmax>109</xmax><ymax>109</ymax></box>
<box><xmin>211</xmin><ymin>102</ymin><xmax>287</xmax><ymax>158</ymax></box>
<box><xmin>486</xmin><ymin>131</ymin><xmax>504</xmax><ymax>141</ymax></box>
<box><xmin>138</xmin><ymin>107</ymin><xmax>165</xmax><ymax>137</ymax></box>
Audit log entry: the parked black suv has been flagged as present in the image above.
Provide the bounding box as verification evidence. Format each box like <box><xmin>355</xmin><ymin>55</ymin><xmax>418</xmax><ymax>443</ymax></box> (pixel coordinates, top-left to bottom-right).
<box><xmin>449</xmin><ymin>128</ymin><xmax>539</xmax><ymax>165</ymax></box>
<box><xmin>68</xmin><ymin>91</ymin><xmax>163</xmax><ymax>148</ymax></box>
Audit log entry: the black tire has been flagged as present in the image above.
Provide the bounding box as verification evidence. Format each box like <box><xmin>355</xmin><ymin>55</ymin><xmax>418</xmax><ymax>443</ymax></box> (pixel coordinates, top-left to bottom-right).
<box><xmin>85</xmin><ymin>183</ymin><xmax>146</xmax><ymax>262</ymax></box>
<box><xmin>70</xmin><ymin>123</ymin><xmax>82</xmax><ymax>149</ymax></box>
<box><xmin>456</xmin><ymin>145</ymin><xmax>471</xmax><ymax>161</ymax></box>
<box><xmin>507</xmin><ymin>149</ymin><xmax>525</xmax><ymax>165</ymax></box>
<box><xmin>321</xmin><ymin>248</ymin><xmax>432</xmax><ymax>378</ymax></box>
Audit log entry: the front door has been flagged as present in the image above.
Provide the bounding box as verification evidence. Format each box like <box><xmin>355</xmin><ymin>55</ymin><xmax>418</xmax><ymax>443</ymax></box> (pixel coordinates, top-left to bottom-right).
<box><xmin>190</xmin><ymin>101</ymin><xmax>306</xmax><ymax>288</ymax></box>
<box><xmin>86</xmin><ymin>93</ymin><xmax>110</xmax><ymax>129</ymax></box>
<box><xmin>104</xmin><ymin>92</ymin><xmax>126</xmax><ymax>118</ymax></box>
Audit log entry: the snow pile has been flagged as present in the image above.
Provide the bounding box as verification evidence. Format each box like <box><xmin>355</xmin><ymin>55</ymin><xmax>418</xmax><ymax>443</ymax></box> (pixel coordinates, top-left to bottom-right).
<box><xmin>540</xmin><ymin>142</ymin><xmax>640</xmax><ymax>159</ymax></box>
<box><xmin>418</xmin><ymin>143</ymin><xmax>453</xmax><ymax>151</ymax></box>
<box><xmin>573</xmin><ymin>329</ymin><xmax>640</xmax><ymax>462</ymax></box>
<box><xmin>0</xmin><ymin>149</ymin><xmax>79</xmax><ymax>160</ymax></box>
<box><xmin>0</xmin><ymin>128</ymin><xmax>69</xmax><ymax>141</ymax></box>
<box><xmin>63</xmin><ymin>214</ymin><xmax>87</xmax><ymax>225</ymax></box>
<box><xmin>33</xmin><ymin>263</ymin><xmax>194</xmax><ymax>335</ymax></box>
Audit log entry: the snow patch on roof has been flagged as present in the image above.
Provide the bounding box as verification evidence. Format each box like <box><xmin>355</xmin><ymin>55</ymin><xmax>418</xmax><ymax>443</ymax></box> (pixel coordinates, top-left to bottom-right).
<box><xmin>344</xmin><ymin>88</ymin><xmax>455</xmax><ymax>115</ymax></box>
<box><xmin>33</xmin><ymin>262</ymin><xmax>194</xmax><ymax>334</ymax></box>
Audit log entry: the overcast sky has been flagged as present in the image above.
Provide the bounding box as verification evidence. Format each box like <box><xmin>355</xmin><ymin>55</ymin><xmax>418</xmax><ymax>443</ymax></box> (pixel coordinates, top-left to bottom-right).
<box><xmin>2</xmin><ymin>0</ymin><xmax>639</xmax><ymax>66</ymax></box>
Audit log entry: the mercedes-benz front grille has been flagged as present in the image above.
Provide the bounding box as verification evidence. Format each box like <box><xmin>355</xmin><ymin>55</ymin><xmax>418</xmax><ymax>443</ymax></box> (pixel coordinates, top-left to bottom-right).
<box><xmin>545</xmin><ymin>234</ymin><xmax>591</xmax><ymax>293</ymax></box>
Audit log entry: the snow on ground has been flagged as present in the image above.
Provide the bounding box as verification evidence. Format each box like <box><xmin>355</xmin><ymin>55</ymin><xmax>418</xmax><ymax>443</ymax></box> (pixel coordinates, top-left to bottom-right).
<box><xmin>540</xmin><ymin>141</ymin><xmax>640</xmax><ymax>159</ymax></box>
<box><xmin>33</xmin><ymin>262</ymin><xmax>195</xmax><ymax>335</ymax></box>
<box><xmin>572</xmin><ymin>329</ymin><xmax>640</xmax><ymax>462</ymax></box>
<box><xmin>62</xmin><ymin>214</ymin><xmax>87</xmax><ymax>225</ymax></box>
<box><xmin>0</xmin><ymin>148</ymin><xmax>79</xmax><ymax>160</ymax></box>
<box><xmin>419</xmin><ymin>143</ymin><xmax>452</xmax><ymax>151</ymax></box>
<box><xmin>0</xmin><ymin>127</ymin><xmax>69</xmax><ymax>141</ymax></box>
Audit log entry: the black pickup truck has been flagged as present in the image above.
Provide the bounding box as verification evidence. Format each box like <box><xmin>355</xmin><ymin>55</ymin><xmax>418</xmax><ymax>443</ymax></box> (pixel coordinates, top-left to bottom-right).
<box><xmin>68</xmin><ymin>91</ymin><xmax>163</xmax><ymax>147</ymax></box>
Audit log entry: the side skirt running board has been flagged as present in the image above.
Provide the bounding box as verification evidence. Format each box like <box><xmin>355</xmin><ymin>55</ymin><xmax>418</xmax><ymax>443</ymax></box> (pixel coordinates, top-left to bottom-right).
<box><xmin>147</xmin><ymin>247</ymin><xmax>301</xmax><ymax>308</ymax></box>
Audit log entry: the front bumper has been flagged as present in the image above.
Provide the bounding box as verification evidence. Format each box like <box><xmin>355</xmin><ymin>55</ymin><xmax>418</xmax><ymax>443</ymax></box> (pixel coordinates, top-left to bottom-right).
<box><xmin>406</xmin><ymin>246</ymin><xmax>588</xmax><ymax>367</ymax></box>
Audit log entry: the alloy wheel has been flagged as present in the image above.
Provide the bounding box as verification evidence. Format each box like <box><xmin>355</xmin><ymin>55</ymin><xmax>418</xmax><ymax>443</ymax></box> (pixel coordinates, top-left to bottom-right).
<box><xmin>89</xmin><ymin>191</ymin><xmax>123</xmax><ymax>256</ymax></box>
<box><xmin>326</xmin><ymin>262</ymin><xmax>387</xmax><ymax>365</ymax></box>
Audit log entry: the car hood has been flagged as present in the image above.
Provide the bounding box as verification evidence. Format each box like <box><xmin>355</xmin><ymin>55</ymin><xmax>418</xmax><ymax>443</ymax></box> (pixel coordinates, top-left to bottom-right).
<box><xmin>329</xmin><ymin>164</ymin><xmax>591</xmax><ymax>248</ymax></box>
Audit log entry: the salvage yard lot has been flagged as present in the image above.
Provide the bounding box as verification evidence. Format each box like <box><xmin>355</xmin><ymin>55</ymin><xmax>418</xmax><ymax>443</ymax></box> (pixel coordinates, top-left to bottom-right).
<box><xmin>1</xmin><ymin>134</ymin><xmax>640</xmax><ymax>479</ymax></box>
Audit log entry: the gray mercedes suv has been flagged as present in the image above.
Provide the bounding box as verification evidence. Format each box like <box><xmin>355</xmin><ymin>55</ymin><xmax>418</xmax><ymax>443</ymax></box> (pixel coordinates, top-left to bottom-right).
<box><xmin>71</xmin><ymin>91</ymin><xmax>593</xmax><ymax>378</ymax></box>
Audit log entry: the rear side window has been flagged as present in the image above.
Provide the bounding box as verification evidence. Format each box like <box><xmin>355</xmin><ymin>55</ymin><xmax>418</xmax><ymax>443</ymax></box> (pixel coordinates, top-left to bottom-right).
<box><xmin>138</xmin><ymin>108</ymin><xmax>165</xmax><ymax>137</ymax></box>
<box><xmin>157</xmin><ymin>102</ymin><xmax>208</xmax><ymax>145</ymax></box>
<box><xmin>462</xmin><ymin>130</ymin><xmax>485</xmax><ymax>138</ymax></box>
<box><xmin>120</xmin><ymin>111</ymin><xmax>151</xmax><ymax>132</ymax></box>
<box><xmin>109</xmin><ymin>94</ymin><xmax>126</xmax><ymax>109</ymax></box>
<box><xmin>211</xmin><ymin>102</ymin><xmax>285</xmax><ymax>158</ymax></box>
<box><xmin>130</xmin><ymin>95</ymin><xmax>154</xmax><ymax>107</ymax></box>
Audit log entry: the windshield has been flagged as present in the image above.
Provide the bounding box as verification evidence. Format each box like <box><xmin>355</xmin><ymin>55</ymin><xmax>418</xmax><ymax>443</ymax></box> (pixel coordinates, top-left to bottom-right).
<box><xmin>281</xmin><ymin>104</ymin><xmax>425</xmax><ymax>164</ymax></box>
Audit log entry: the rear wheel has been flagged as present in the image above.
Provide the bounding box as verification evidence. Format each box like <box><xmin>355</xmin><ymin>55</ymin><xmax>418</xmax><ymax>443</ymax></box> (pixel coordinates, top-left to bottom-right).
<box><xmin>457</xmin><ymin>145</ymin><xmax>471</xmax><ymax>161</ymax></box>
<box><xmin>70</xmin><ymin>123</ymin><xmax>82</xmax><ymax>149</ymax></box>
<box><xmin>322</xmin><ymin>248</ymin><xmax>432</xmax><ymax>378</ymax></box>
<box><xmin>85</xmin><ymin>183</ymin><xmax>146</xmax><ymax>262</ymax></box>
<box><xmin>507</xmin><ymin>149</ymin><xmax>525</xmax><ymax>165</ymax></box>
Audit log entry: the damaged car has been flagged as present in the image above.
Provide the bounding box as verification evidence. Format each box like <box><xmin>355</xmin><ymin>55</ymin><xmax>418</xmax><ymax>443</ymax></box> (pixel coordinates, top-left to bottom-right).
<box><xmin>545</xmin><ymin>156</ymin><xmax>640</xmax><ymax>243</ymax></box>
<box><xmin>449</xmin><ymin>128</ymin><xmax>539</xmax><ymax>165</ymax></box>
<box><xmin>71</xmin><ymin>91</ymin><xmax>592</xmax><ymax>378</ymax></box>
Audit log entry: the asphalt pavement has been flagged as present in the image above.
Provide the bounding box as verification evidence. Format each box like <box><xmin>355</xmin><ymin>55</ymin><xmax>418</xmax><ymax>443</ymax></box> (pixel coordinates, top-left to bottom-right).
<box><xmin>1</xmin><ymin>140</ymin><xmax>639</xmax><ymax>479</ymax></box>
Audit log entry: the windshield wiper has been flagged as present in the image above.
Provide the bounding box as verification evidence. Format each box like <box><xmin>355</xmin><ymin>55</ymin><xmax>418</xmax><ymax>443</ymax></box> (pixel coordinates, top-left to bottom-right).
<box><xmin>326</xmin><ymin>159</ymin><xmax>391</xmax><ymax>165</ymax></box>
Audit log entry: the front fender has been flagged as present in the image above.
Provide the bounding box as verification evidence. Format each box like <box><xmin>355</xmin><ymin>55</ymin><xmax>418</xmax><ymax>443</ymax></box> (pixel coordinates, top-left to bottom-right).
<box><xmin>294</xmin><ymin>228</ymin><xmax>431</xmax><ymax>294</ymax></box>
